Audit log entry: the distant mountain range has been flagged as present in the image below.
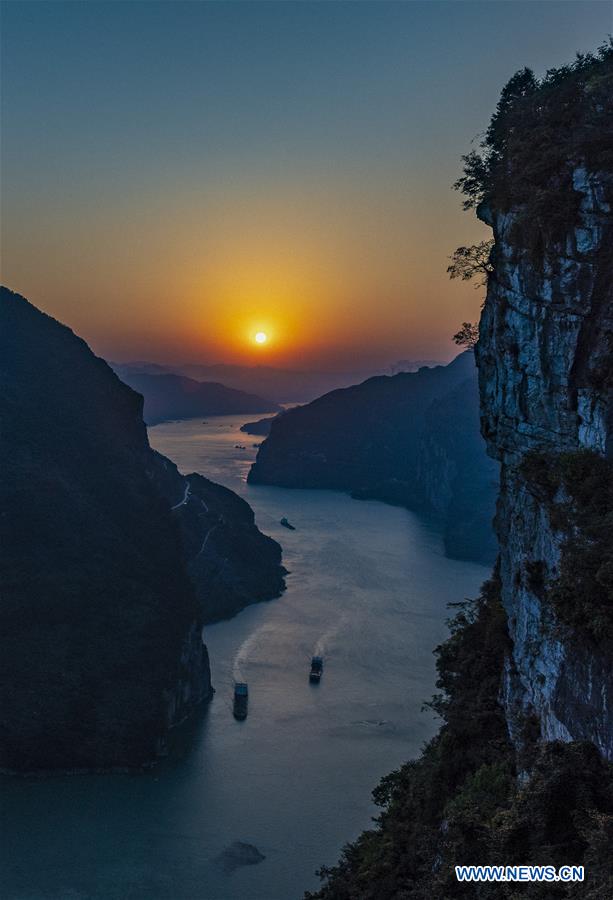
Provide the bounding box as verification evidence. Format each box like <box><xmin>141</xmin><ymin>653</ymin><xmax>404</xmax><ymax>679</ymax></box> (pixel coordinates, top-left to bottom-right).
<box><xmin>388</xmin><ymin>358</ymin><xmax>442</xmax><ymax>374</ymax></box>
<box><xmin>113</xmin><ymin>369</ymin><xmax>279</xmax><ymax>425</ymax></box>
<box><xmin>113</xmin><ymin>360</ymin><xmax>442</xmax><ymax>405</ymax></box>
<box><xmin>249</xmin><ymin>352</ymin><xmax>499</xmax><ymax>565</ymax></box>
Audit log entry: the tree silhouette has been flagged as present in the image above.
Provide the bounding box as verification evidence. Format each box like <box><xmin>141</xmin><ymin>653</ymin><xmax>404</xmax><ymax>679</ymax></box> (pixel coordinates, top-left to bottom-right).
<box><xmin>453</xmin><ymin>322</ymin><xmax>479</xmax><ymax>350</ymax></box>
<box><xmin>447</xmin><ymin>240</ymin><xmax>494</xmax><ymax>288</ymax></box>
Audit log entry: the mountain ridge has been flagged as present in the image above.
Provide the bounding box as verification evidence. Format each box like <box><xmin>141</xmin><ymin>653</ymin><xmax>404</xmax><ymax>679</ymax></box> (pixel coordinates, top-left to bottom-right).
<box><xmin>249</xmin><ymin>351</ymin><xmax>498</xmax><ymax>564</ymax></box>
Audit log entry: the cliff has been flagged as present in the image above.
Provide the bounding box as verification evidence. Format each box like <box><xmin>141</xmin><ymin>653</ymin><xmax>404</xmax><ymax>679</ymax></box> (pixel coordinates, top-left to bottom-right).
<box><xmin>0</xmin><ymin>287</ymin><xmax>284</xmax><ymax>771</ymax></box>
<box><xmin>475</xmin><ymin>66</ymin><xmax>613</xmax><ymax>762</ymax></box>
<box><xmin>249</xmin><ymin>352</ymin><xmax>498</xmax><ymax>564</ymax></box>
<box><xmin>307</xmin><ymin>43</ymin><xmax>613</xmax><ymax>899</ymax></box>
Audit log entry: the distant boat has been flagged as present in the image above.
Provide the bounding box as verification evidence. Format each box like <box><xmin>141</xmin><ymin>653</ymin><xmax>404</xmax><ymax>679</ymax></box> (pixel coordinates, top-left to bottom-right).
<box><xmin>233</xmin><ymin>682</ymin><xmax>248</xmax><ymax>720</ymax></box>
<box><xmin>309</xmin><ymin>656</ymin><xmax>323</xmax><ymax>683</ymax></box>
<box><xmin>280</xmin><ymin>517</ymin><xmax>296</xmax><ymax>530</ymax></box>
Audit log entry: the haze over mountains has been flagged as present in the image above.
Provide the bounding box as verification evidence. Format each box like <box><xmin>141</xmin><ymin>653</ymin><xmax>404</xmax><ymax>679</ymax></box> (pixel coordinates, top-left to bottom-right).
<box><xmin>115</xmin><ymin>370</ymin><xmax>280</xmax><ymax>425</ymax></box>
<box><xmin>113</xmin><ymin>359</ymin><xmax>443</xmax><ymax>406</ymax></box>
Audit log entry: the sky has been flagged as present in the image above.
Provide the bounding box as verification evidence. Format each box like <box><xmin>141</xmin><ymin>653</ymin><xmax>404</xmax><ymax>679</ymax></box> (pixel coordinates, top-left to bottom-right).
<box><xmin>2</xmin><ymin>1</ymin><xmax>611</xmax><ymax>371</ymax></box>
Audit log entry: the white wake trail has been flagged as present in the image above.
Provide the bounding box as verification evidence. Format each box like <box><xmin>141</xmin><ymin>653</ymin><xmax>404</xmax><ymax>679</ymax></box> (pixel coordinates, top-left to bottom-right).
<box><xmin>314</xmin><ymin>613</ymin><xmax>348</xmax><ymax>657</ymax></box>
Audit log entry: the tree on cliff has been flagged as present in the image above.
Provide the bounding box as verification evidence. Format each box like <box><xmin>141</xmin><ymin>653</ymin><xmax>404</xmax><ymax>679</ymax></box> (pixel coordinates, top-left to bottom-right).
<box><xmin>453</xmin><ymin>40</ymin><xmax>613</xmax><ymax>215</ymax></box>
<box><xmin>452</xmin><ymin>322</ymin><xmax>479</xmax><ymax>350</ymax></box>
<box><xmin>447</xmin><ymin>239</ymin><xmax>494</xmax><ymax>288</ymax></box>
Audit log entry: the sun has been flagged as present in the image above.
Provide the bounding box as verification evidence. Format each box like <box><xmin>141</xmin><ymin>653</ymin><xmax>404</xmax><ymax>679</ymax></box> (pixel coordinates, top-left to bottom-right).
<box><xmin>254</xmin><ymin>331</ymin><xmax>268</xmax><ymax>344</ymax></box>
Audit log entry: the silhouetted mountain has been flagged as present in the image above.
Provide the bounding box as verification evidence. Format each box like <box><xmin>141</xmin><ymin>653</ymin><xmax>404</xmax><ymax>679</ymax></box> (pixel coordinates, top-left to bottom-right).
<box><xmin>114</xmin><ymin>370</ymin><xmax>279</xmax><ymax>424</ymax></box>
<box><xmin>115</xmin><ymin>361</ymin><xmax>382</xmax><ymax>404</ymax></box>
<box><xmin>152</xmin><ymin>452</ymin><xmax>286</xmax><ymax>622</ymax></box>
<box><xmin>249</xmin><ymin>353</ymin><xmax>498</xmax><ymax>564</ymax></box>
<box><xmin>388</xmin><ymin>358</ymin><xmax>442</xmax><ymax>374</ymax></box>
<box><xmin>0</xmin><ymin>287</ymin><xmax>284</xmax><ymax>771</ymax></box>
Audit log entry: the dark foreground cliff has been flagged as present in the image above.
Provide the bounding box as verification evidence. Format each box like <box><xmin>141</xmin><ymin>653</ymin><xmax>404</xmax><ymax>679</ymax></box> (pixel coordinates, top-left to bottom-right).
<box><xmin>306</xmin><ymin>43</ymin><xmax>613</xmax><ymax>899</ymax></box>
<box><xmin>0</xmin><ymin>287</ymin><xmax>284</xmax><ymax>771</ymax></box>
<box><xmin>249</xmin><ymin>352</ymin><xmax>498</xmax><ymax>565</ymax></box>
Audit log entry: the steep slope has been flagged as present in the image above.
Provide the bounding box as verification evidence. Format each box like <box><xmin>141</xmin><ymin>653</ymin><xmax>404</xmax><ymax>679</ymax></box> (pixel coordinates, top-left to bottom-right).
<box><xmin>115</xmin><ymin>370</ymin><xmax>279</xmax><ymax>425</ymax></box>
<box><xmin>306</xmin><ymin>44</ymin><xmax>613</xmax><ymax>899</ymax></box>
<box><xmin>0</xmin><ymin>287</ymin><xmax>285</xmax><ymax>771</ymax></box>
<box><xmin>249</xmin><ymin>352</ymin><xmax>498</xmax><ymax>564</ymax></box>
<box><xmin>475</xmin><ymin>86</ymin><xmax>613</xmax><ymax>755</ymax></box>
<box><xmin>0</xmin><ymin>287</ymin><xmax>211</xmax><ymax>770</ymax></box>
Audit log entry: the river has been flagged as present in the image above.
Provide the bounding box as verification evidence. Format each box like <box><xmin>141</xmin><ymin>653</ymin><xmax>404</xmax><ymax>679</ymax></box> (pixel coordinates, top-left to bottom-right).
<box><xmin>1</xmin><ymin>414</ymin><xmax>490</xmax><ymax>900</ymax></box>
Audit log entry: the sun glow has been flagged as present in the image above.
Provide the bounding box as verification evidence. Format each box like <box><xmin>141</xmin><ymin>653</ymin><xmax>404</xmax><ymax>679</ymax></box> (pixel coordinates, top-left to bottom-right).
<box><xmin>254</xmin><ymin>331</ymin><xmax>268</xmax><ymax>344</ymax></box>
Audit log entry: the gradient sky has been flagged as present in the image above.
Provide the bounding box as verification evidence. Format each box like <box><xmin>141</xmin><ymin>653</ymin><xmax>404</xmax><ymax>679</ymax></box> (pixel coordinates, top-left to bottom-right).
<box><xmin>2</xmin><ymin>1</ymin><xmax>611</xmax><ymax>370</ymax></box>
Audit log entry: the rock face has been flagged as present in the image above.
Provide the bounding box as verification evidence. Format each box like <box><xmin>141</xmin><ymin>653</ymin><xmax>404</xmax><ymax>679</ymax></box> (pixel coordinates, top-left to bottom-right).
<box><xmin>304</xmin><ymin>48</ymin><xmax>613</xmax><ymax>900</ymax></box>
<box><xmin>249</xmin><ymin>352</ymin><xmax>498</xmax><ymax>564</ymax></box>
<box><xmin>476</xmin><ymin>167</ymin><xmax>613</xmax><ymax>758</ymax></box>
<box><xmin>0</xmin><ymin>288</ymin><xmax>284</xmax><ymax>771</ymax></box>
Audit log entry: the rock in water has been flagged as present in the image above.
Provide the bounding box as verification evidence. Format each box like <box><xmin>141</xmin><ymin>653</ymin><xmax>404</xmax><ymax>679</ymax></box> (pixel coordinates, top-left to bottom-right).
<box><xmin>214</xmin><ymin>841</ymin><xmax>266</xmax><ymax>874</ymax></box>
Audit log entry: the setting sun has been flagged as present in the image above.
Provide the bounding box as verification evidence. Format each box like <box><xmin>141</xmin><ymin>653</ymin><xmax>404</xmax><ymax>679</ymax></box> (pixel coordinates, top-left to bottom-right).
<box><xmin>254</xmin><ymin>331</ymin><xmax>268</xmax><ymax>344</ymax></box>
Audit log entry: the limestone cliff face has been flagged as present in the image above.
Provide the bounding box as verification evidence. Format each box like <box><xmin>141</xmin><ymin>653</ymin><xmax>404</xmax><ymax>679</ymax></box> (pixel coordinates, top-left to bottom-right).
<box><xmin>476</xmin><ymin>167</ymin><xmax>613</xmax><ymax>759</ymax></box>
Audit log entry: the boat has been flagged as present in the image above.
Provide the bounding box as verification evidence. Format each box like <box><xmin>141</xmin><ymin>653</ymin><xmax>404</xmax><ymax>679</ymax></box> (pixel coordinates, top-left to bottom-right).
<box><xmin>309</xmin><ymin>656</ymin><xmax>323</xmax><ymax>683</ymax></box>
<box><xmin>280</xmin><ymin>517</ymin><xmax>296</xmax><ymax>530</ymax></box>
<box><xmin>233</xmin><ymin>682</ymin><xmax>248</xmax><ymax>719</ymax></box>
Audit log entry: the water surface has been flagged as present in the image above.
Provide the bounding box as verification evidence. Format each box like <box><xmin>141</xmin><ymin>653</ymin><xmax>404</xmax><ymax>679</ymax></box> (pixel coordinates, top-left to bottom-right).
<box><xmin>1</xmin><ymin>415</ymin><xmax>489</xmax><ymax>899</ymax></box>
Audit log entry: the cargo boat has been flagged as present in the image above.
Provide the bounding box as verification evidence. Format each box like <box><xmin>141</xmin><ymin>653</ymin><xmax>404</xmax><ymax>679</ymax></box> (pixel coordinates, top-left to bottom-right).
<box><xmin>309</xmin><ymin>656</ymin><xmax>323</xmax><ymax>683</ymax></box>
<box><xmin>233</xmin><ymin>682</ymin><xmax>248</xmax><ymax>719</ymax></box>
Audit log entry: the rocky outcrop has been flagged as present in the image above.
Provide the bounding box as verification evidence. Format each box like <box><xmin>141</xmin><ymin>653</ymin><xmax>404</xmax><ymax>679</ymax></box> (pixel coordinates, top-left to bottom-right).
<box><xmin>152</xmin><ymin>452</ymin><xmax>286</xmax><ymax>622</ymax></box>
<box><xmin>477</xmin><ymin>167</ymin><xmax>613</xmax><ymax>758</ymax></box>
<box><xmin>249</xmin><ymin>352</ymin><xmax>498</xmax><ymax>564</ymax></box>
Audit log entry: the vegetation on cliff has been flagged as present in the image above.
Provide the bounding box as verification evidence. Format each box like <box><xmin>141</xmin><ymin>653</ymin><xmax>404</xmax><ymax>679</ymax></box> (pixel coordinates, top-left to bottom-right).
<box><xmin>455</xmin><ymin>40</ymin><xmax>613</xmax><ymax>235</ymax></box>
<box><xmin>521</xmin><ymin>449</ymin><xmax>613</xmax><ymax>643</ymax></box>
<box><xmin>307</xmin><ymin>577</ymin><xmax>613</xmax><ymax>899</ymax></box>
<box><xmin>307</xmin><ymin>45</ymin><xmax>613</xmax><ymax>899</ymax></box>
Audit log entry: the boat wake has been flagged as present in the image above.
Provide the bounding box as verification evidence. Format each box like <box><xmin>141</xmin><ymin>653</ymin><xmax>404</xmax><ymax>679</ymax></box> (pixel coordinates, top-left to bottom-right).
<box><xmin>314</xmin><ymin>613</ymin><xmax>348</xmax><ymax>657</ymax></box>
<box><xmin>232</xmin><ymin>626</ymin><xmax>271</xmax><ymax>682</ymax></box>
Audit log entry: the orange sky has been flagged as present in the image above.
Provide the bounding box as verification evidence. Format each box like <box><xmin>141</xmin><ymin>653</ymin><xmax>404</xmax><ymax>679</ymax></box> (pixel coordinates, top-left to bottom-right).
<box><xmin>2</xmin><ymin>3</ymin><xmax>609</xmax><ymax>370</ymax></box>
<box><xmin>2</xmin><ymin>168</ymin><xmax>489</xmax><ymax>369</ymax></box>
